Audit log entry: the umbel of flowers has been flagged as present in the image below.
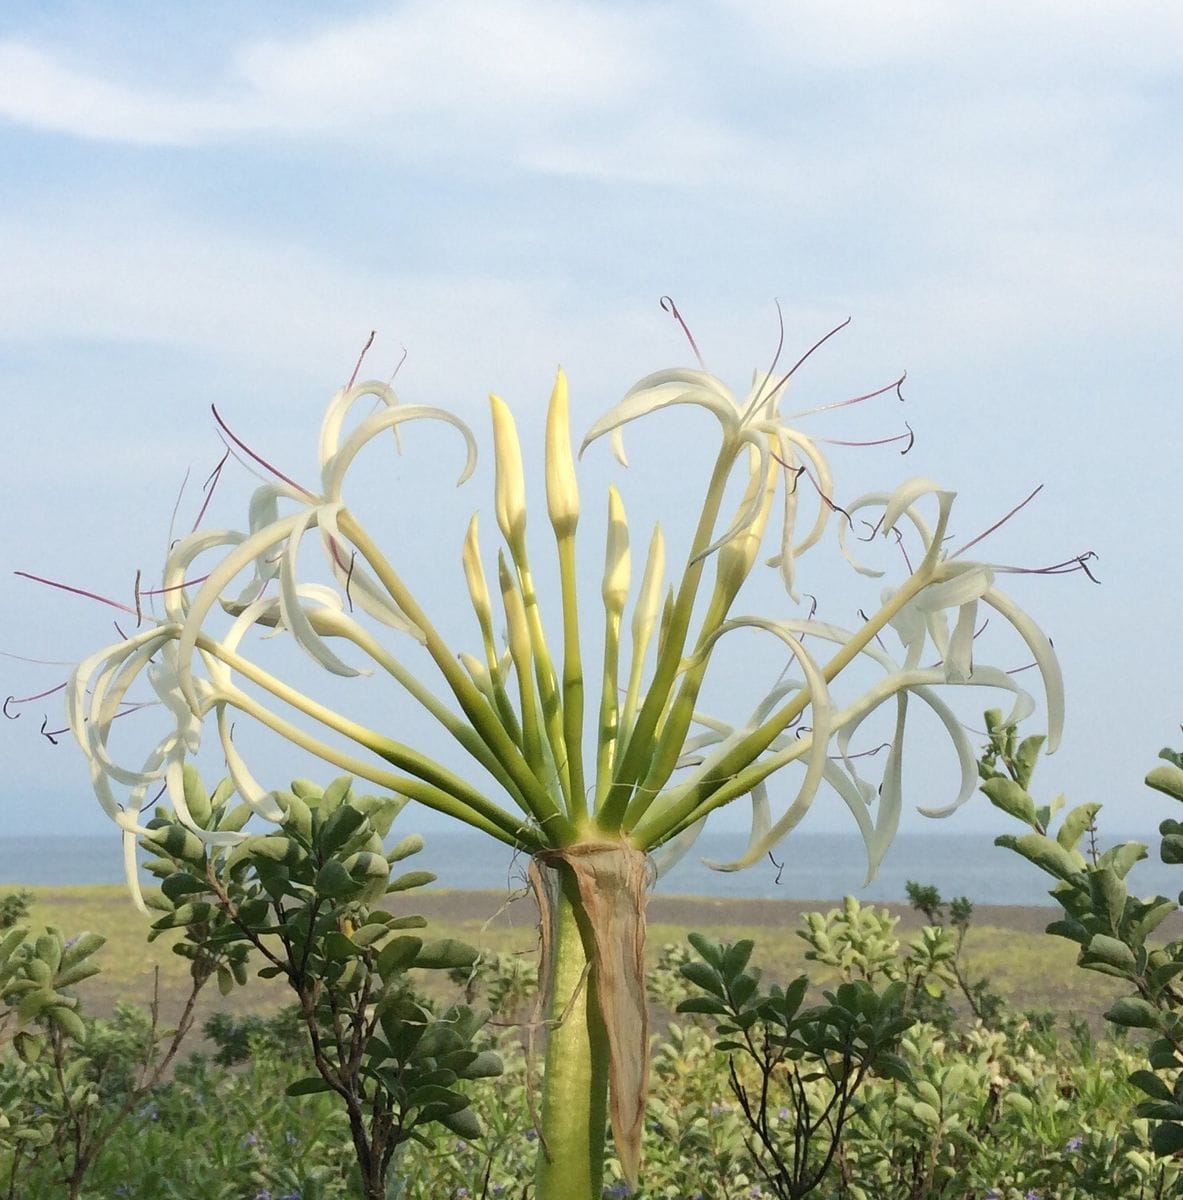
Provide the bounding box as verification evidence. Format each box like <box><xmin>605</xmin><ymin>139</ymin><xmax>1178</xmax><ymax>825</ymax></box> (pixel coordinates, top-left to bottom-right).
<box><xmin>68</xmin><ymin>343</ymin><xmax>1063</xmax><ymax>1198</ymax></box>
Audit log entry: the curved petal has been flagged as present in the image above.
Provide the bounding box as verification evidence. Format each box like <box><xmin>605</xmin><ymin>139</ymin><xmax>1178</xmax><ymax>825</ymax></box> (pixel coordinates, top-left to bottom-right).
<box><xmin>278</xmin><ymin>507</ymin><xmax>366</xmax><ymax>677</ymax></box>
<box><xmin>215</xmin><ymin>704</ymin><xmax>283</xmax><ymax>821</ymax></box>
<box><xmin>981</xmin><ymin>586</ymin><xmax>1065</xmax><ymax>752</ymax></box>
<box><xmin>322</xmin><ymin>404</ymin><xmax>477</xmax><ymax>501</ymax></box>
<box><xmin>319</xmin><ymin>379</ymin><xmax>400</xmax><ymax>468</ymax></box>
<box><xmin>175</xmin><ymin>514</ymin><xmax>308</xmax><ymax>708</ymax></box>
<box><xmin>580</xmin><ymin>369</ymin><xmax>741</xmax><ymax>458</ymax></box>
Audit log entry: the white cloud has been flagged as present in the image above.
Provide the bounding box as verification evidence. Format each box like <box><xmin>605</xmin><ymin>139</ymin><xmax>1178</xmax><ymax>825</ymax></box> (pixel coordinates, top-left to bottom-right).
<box><xmin>0</xmin><ymin>42</ymin><xmax>244</xmax><ymax>145</ymax></box>
<box><xmin>726</xmin><ymin>0</ymin><xmax>1183</xmax><ymax>76</ymax></box>
<box><xmin>0</xmin><ymin>1</ymin><xmax>664</xmax><ymax>147</ymax></box>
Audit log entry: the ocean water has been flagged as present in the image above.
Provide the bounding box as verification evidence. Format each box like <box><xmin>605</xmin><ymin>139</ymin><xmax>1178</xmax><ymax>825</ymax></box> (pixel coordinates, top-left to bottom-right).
<box><xmin>2</xmin><ymin>828</ymin><xmax>1179</xmax><ymax>909</ymax></box>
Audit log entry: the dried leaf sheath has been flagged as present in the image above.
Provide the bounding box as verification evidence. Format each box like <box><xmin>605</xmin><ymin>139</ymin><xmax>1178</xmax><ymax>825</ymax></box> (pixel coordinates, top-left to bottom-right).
<box><xmin>532</xmin><ymin>843</ymin><xmax>651</xmax><ymax>1184</ymax></box>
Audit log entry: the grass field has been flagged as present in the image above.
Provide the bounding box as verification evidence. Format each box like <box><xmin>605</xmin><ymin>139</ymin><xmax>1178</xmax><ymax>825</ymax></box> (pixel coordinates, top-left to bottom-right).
<box><xmin>11</xmin><ymin>883</ymin><xmax>1134</xmax><ymax>1036</ymax></box>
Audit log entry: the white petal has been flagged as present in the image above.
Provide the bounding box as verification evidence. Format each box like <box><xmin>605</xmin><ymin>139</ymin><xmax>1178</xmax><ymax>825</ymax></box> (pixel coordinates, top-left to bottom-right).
<box><xmin>580</xmin><ymin>369</ymin><xmax>741</xmax><ymax>458</ymax></box>
<box><xmin>278</xmin><ymin>508</ymin><xmax>364</xmax><ymax>677</ymax></box>
<box><xmin>216</xmin><ymin>705</ymin><xmax>283</xmax><ymax>822</ymax></box>
<box><xmin>322</xmin><ymin>404</ymin><xmax>477</xmax><ymax>500</ymax></box>
<box><xmin>319</xmin><ymin>379</ymin><xmax>400</xmax><ymax>469</ymax></box>
<box><xmin>981</xmin><ymin>586</ymin><xmax>1065</xmax><ymax>752</ymax></box>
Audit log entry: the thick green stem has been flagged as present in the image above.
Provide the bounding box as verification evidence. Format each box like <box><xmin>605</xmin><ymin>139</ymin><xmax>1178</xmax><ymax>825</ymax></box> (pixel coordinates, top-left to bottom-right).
<box><xmin>536</xmin><ymin>868</ymin><xmax>610</xmax><ymax>1200</ymax></box>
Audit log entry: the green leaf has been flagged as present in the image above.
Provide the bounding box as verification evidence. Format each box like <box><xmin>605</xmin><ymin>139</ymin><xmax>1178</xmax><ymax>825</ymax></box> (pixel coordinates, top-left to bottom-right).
<box><xmin>1147</xmin><ymin>764</ymin><xmax>1183</xmax><ymax>803</ymax></box>
<box><xmin>1101</xmin><ymin>841</ymin><xmax>1148</xmax><ymax>879</ymax></box>
<box><xmin>277</xmin><ymin>790</ymin><xmax>314</xmax><ymax>842</ymax></box>
<box><xmin>314</xmin><ymin>860</ymin><xmax>360</xmax><ymax>900</ymax></box>
<box><xmin>250</xmin><ymin>835</ymin><xmax>296</xmax><ymax>863</ymax></box>
<box><xmin>414</xmin><ymin>939</ymin><xmax>478</xmax><ymax>970</ymax></box>
<box><xmin>994</xmin><ymin>833</ymin><xmax>1082</xmax><ymax>882</ymax></box>
<box><xmin>1082</xmin><ymin>934</ymin><xmax>1136</xmax><ymax>975</ymax></box>
<box><xmin>53</xmin><ymin>963</ymin><xmax>102</xmax><ymax>989</ymax></box>
<box><xmin>317</xmin><ymin>804</ymin><xmax>366</xmax><ymax>855</ymax></box>
<box><xmin>290</xmin><ymin>778</ymin><xmax>324</xmax><ymax>802</ymax></box>
<box><xmin>1150</xmin><ymin>1121</ymin><xmax>1183</xmax><ymax>1156</ymax></box>
<box><xmin>910</xmin><ymin>1101</ymin><xmax>941</xmax><ymax>1128</ymax></box>
<box><xmin>58</xmin><ymin>931</ymin><xmax>105</xmax><ymax>969</ymax></box>
<box><xmin>386</xmin><ymin>869</ymin><xmax>437</xmax><ymax>893</ymax></box>
<box><xmin>687</xmin><ymin>932</ymin><xmax>724</xmax><ymax>970</ymax></box>
<box><xmin>675</xmin><ymin>996</ymin><xmax>729</xmax><ymax>1016</ymax></box>
<box><xmin>182</xmin><ymin>763</ymin><xmax>212</xmax><ymax>828</ymax></box>
<box><xmin>1105</xmin><ymin>996</ymin><xmax>1161</xmax><ymax>1029</ymax></box>
<box><xmin>1057</xmin><ymin>802</ymin><xmax>1101</xmax><ymax>853</ymax></box>
<box><xmin>286</xmin><ymin>1076</ymin><xmax>334</xmax><ymax>1096</ymax></box>
<box><xmin>324</xmin><ymin>931</ymin><xmax>360</xmax><ymax>961</ymax></box>
<box><xmin>1088</xmin><ymin>869</ymin><xmax>1127</xmax><ymax>930</ymax></box>
<box><xmin>1130</xmin><ymin>897</ymin><xmax>1177</xmax><ymax>943</ymax></box>
<box><xmin>143</xmin><ymin>824</ymin><xmax>206</xmax><ymax>865</ymax></box>
<box><xmin>47</xmin><ymin>1004</ymin><xmax>86</xmax><ymax>1041</ymax></box>
<box><xmin>982</xmin><ymin>777</ymin><xmax>1038</xmax><ymax>827</ymax></box>
<box><xmin>1130</xmin><ymin>1069</ymin><xmax>1173</xmax><ymax>1102</ymax></box>
<box><xmin>161</xmin><ymin>874</ymin><xmax>209</xmax><ymax>903</ymax></box>
<box><xmin>377</xmin><ymin>937</ymin><xmax>424</xmax><ymax>978</ymax></box>
<box><xmin>680</xmin><ymin>961</ymin><xmax>725</xmax><ymax>999</ymax></box>
<box><xmin>387</xmin><ymin>834</ymin><xmax>425</xmax><ymax>863</ymax></box>
<box><xmin>438</xmin><ymin>1107</ymin><xmax>482</xmax><ymax>1139</ymax></box>
<box><xmin>460</xmin><ymin>1050</ymin><xmax>503</xmax><ymax>1079</ymax></box>
<box><xmin>720</xmin><ymin>940</ymin><xmax>755</xmax><ymax>981</ymax></box>
<box><xmin>1014</xmin><ymin>734</ymin><xmax>1045</xmax><ymax>788</ymax></box>
<box><xmin>321</xmin><ymin>776</ymin><xmax>355</xmax><ymax>814</ymax></box>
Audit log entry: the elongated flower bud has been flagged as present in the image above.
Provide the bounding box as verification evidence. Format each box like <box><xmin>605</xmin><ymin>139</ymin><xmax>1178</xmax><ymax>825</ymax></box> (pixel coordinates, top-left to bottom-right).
<box><xmin>717</xmin><ymin>457</ymin><xmax>777</xmax><ymax>596</ymax></box>
<box><xmin>462</xmin><ymin>514</ymin><xmax>494</xmax><ymax>639</ymax></box>
<box><xmin>545</xmin><ymin>368</ymin><xmax>580</xmax><ymax>538</ymax></box>
<box><xmin>602</xmin><ymin>485</ymin><xmax>630</xmax><ymax>614</ymax></box>
<box><xmin>489</xmin><ymin>394</ymin><xmax>527</xmax><ymax>551</ymax></box>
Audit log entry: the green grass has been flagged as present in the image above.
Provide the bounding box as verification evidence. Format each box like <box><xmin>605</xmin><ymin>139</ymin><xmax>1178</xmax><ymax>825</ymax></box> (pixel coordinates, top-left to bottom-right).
<box><xmin>16</xmin><ymin>884</ymin><xmax>1127</xmax><ymax>1029</ymax></box>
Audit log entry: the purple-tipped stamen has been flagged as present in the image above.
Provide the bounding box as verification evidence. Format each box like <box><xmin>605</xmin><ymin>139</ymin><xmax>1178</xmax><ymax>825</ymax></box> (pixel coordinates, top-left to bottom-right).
<box><xmin>819</xmin><ymin>422</ymin><xmax>914</xmax><ymax>454</ymax></box>
<box><xmin>952</xmin><ymin>485</ymin><xmax>1044</xmax><ymax>558</ymax></box>
<box><xmin>190</xmin><ymin>447</ymin><xmax>232</xmax><ymax>533</ymax></box>
<box><xmin>346</xmin><ymin>330</ymin><xmax>377</xmax><ymax>391</ymax></box>
<box><xmin>15</xmin><ymin>571</ymin><xmax>138</xmax><ymax>616</ymax></box>
<box><xmin>659</xmin><ymin>296</ymin><xmax>707</xmax><ymax>371</ymax></box>
<box><xmin>791</xmin><ymin>371</ymin><xmax>908</xmax><ymax>420</ymax></box>
<box><xmin>771</xmin><ymin>453</ymin><xmax>853</xmax><ymax>527</ymax></box>
<box><xmin>771</xmin><ymin>316</ymin><xmax>852</xmax><ymax>393</ymax></box>
<box><xmin>211</xmin><ymin>405</ymin><xmax>316</xmax><ymax>500</ymax></box>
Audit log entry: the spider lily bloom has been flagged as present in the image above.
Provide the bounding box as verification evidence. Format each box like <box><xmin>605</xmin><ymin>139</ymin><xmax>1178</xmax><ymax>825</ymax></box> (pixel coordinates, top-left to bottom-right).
<box><xmin>66</xmin><ymin>354</ymin><xmax>1066</xmax><ymax>1200</ymax></box>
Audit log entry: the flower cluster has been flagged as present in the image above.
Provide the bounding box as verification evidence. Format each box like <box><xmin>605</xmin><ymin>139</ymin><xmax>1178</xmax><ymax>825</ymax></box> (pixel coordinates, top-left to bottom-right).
<box><xmin>63</xmin><ymin>348</ymin><xmax>1065</xmax><ymax>909</ymax></box>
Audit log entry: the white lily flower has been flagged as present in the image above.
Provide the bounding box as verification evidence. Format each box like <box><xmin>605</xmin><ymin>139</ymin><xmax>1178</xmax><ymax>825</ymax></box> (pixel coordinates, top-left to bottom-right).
<box><xmin>54</xmin><ymin>343</ymin><xmax>1076</xmax><ymax>1195</ymax></box>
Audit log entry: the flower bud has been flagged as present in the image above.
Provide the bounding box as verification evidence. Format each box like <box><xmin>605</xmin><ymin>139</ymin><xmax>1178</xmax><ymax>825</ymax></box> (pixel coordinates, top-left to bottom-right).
<box><xmin>489</xmin><ymin>394</ymin><xmax>527</xmax><ymax>551</ymax></box>
<box><xmin>602</xmin><ymin>486</ymin><xmax>630</xmax><ymax>614</ymax></box>
<box><xmin>717</xmin><ymin>457</ymin><xmax>777</xmax><ymax>596</ymax></box>
<box><xmin>545</xmin><ymin>368</ymin><xmax>580</xmax><ymax>538</ymax></box>
<box><xmin>461</xmin><ymin>514</ymin><xmax>493</xmax><ymax>637</ymax></box>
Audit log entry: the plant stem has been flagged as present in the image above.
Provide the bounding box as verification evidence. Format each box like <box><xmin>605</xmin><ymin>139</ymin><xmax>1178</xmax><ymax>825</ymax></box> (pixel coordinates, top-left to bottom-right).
<box><xmin>535</xmin><ymin>868</ymin><xmax>610</xmax><ymax>1200</ymax></box>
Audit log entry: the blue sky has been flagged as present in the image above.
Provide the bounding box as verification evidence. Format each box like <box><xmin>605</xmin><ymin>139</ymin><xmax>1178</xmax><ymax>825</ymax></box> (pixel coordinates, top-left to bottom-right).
<box><xmin>1</xmin><ymin>2</ymin><xmax>1180</xmax><ymax>862</ymax></box>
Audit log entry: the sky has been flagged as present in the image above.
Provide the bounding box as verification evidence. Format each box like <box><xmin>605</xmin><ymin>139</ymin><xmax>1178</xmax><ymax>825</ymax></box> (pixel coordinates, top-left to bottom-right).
<box><xmin>0</xmin><ymin>2</ymin><xmax>1180</xmax><ymax>868</ymax></box>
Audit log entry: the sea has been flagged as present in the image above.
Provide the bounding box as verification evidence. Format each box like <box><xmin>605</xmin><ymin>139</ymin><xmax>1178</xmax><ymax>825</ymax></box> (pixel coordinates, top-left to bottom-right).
<box><xmin>2</xmin><ymin>828</ymin><xmax>1179</xmax><ymax>909</ymax></box>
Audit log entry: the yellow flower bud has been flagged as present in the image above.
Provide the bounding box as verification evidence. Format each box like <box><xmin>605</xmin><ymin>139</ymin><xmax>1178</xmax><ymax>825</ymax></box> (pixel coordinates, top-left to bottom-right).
<box><xmin>545</xmin><ymin>368</ymin><xmax>580</xmax><ymax>538</ymax></box>
<box><xmin>602</xmin><ymin>486</ymin><xmax>630</xmax><ymax>614</ymax></box>
<box><xmin>489</xmin><ymin>393</ymin><xmax>527</xmax><ymax>551</ymax></box>
<box><xmin>461</xmin><ymin>514</ymin><xmax>493</xmax><ymax>634</ymax></box>
<box><xmin>717</xmin><ymin>456</ymin><xmax>777</xmax><ymax>595</ymax></box>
